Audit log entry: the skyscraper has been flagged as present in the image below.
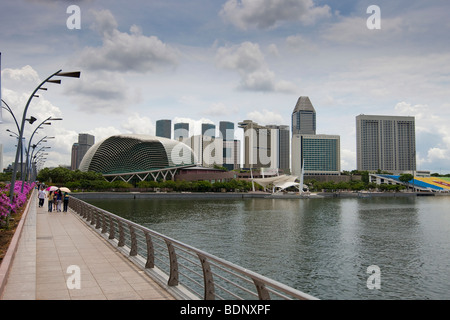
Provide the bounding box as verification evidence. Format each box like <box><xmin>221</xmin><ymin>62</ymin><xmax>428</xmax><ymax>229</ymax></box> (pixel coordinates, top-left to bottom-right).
<box><xmin>156</xmin><ymin>119</ymin><xmax>172</xmax><ymax>139</ymax></box>
<box><xmin>71</xmin><ymin>133</ymin><xmax>95</xmax><ymax>170</ymax></box>
<box><xmin>202</xmin><ymin>123</ymin><xmax>216</xmax><ymax>138</ymax></box>
<box><xmin>356</xmin><ymin>114</ymin><xmax>416</xmax><ymax>172</ymax></box>
<box><xmin>219</xmin><ymin>121</ymin><xmax>234</xmax><ymax>141</ymax></box>
<box><xmin>219</xmin><ymin>121</ymin><xmax>238</xmax><ymax>170</ymax></box>
<box><xmin>238</xmin><ymin>120</ymin><xmax>273</xmax><ymax>169</ymax></box>
<box><xmin>267</xmin><ymin>125</ymin><xmax>290</xmax><ymax>173</ymax></box>
<box><xmin>292</xmin><ymin>96</ymin><xmax>316</xmax><ymax>135</ymax></box>
<box><xmin>291</xmin><ymin>96</ymin><xmax>340</xmax><ymax>176</ymax></box>
<box><xmin>174</xmin><ymin>122</ymin><xmax>189</xmax><ymax>141</ymax></box>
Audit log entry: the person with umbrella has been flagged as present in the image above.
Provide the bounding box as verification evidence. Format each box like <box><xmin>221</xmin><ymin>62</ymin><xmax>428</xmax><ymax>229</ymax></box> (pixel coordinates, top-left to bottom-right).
<box><xmin>56</xmin><ymin>189</ymin><xmax>63</xmax><ymax>212</ymax></box>
<box><xmin>63</xmin><ymin>192</ymin><xmax>70</xmax><ymax>212</ymax></box>
<box><xmin>59</xmin><ymin>187</ymin><xmax>71</xmax><ymax>212</ymax></box>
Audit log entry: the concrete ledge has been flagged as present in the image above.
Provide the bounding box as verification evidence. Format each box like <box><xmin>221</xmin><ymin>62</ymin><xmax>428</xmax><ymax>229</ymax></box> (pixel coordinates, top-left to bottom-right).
<box><xmin>0</xmin><ymin>190</ymin><xmax>36</xmax><ymax>298</ymax></box>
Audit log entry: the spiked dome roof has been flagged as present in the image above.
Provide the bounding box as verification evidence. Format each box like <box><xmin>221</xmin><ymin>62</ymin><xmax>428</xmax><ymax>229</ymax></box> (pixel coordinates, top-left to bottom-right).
<box><xmin>79</xmin><ymin>134</ymin><xmax>197</xmax><ymax>175</ymax></box>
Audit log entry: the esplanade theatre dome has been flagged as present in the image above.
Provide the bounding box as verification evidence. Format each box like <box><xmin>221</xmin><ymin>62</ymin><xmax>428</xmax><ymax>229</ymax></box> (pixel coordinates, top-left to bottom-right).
<box><xmin>79</xmin><ymin>134</ymin><xmax>197</xmax><ymax>175</ymax></box>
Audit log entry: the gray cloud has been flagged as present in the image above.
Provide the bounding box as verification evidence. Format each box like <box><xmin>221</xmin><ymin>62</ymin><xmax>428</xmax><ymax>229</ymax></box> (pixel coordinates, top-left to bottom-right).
<box><xmin>77</xmin><ymin>9</ymin><xmax>179</xmax><ymax>73</ymax></box>
<box><xmin>220</xmin><ymin>0</ymin><xmax>331</xmax><ymax>30</ymax></box>
<box><xmin>215</xmin><ymin>41</ymin><xmax>296</xmax><ymax>92</ymax></box>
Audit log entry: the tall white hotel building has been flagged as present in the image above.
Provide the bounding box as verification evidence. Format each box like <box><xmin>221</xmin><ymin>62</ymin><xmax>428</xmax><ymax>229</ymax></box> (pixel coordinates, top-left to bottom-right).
<box><xmin>356</xmin><ymin>114</ymin><xmax>416</xmax><ymax>173</ymax></box>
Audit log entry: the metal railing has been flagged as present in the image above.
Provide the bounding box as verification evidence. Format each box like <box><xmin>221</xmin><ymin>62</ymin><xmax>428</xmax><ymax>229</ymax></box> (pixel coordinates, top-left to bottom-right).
<box><xmin>68</xmin><ymin>196</ymin><xmax>318</xmax><ymax>300</ymax></box>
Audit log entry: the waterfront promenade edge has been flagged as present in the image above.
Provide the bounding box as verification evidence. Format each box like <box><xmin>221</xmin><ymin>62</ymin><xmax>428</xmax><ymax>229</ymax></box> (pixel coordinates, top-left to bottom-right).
<box><xmin>0</xmin><ymin>190</ymin><xmax>176</xmax><ymax>300</ymax></box>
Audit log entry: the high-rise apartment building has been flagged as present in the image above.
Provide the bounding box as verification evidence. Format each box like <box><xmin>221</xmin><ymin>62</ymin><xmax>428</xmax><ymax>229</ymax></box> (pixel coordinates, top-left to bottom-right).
<box><xmin>71</xmin><ymin>133</ymin><xmax>95</xmax><ymax>170</ymax></box>
<box><xmin>356</xmin><ymin>114</ymin><xmax>416</xmax><ymax>172</ymax></box>
<box><xmin>156</xmin><ymin>119</ymin><xmax>172</xmax><ymax>139</ymax></box>
<box><xmin>291</xmin><ymin>96</ymin><xmax>341</xmax><ymax>176</ymax></box>
<box><xmin>174</xmin><ymin>122</ymin><xmax>189</xmax><ymax>141</ymax></box>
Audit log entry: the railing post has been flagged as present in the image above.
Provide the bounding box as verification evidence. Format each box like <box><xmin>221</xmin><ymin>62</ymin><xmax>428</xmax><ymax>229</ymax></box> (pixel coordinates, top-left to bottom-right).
<box><xmin>252</xmin><ymin>279</ymin><xmax>271</xmax><ymax>300</ymax></box>
<box><xmin>118</xmin><ymin>220</ymin><xmax>125</xmax><ymax>247</ymax></box>
<box><xmin>108</xmin><ymin>216</ymin><xmax>115</xmax><ymax>240</ymax></box>
<box><xmin>198</xmin><ymin>254</ymin><xmax>215</xmax><ymax>300</ymax></box>
<box><xmin>90</xmin><ymin>208</ymin><xmax>96</xmax><ymax>226</ymax></box>
<box><xmin>144</xmin><ymin>232</ymin><xmax>154</xmax><ymax>268</ymax></box>
<box><xmin>129</xmin><ymin>225</ymin><xmax>137</xmax><ymax>256</ymax></box>
<box><xmin>101</xmin><ymin>213</ymin><xmax>107</xmax><ymax>233</ymax></box>
<box><xmin>164</xmin><ymin>239</ymin><xmax>179</xmax><ymax>286</ymax></box>
<box><xmin>95</xmin><ymin>210</ymin><xmax>102</xmax><ymax>229</ymax></box>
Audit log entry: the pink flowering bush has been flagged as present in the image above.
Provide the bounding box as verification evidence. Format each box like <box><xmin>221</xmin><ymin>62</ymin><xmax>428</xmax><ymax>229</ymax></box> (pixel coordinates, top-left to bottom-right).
<box><xmin>0</xmin><ymin>181</ymin><xmax>35</xmax><ymax>226</ymax></box>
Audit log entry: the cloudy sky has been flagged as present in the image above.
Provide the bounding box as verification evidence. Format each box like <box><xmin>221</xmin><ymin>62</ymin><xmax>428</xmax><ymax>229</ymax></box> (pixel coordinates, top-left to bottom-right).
<box><xmin>1</xmin><ymin>0</ymin><xmax>449</xmax><ymax>173</ymax></box>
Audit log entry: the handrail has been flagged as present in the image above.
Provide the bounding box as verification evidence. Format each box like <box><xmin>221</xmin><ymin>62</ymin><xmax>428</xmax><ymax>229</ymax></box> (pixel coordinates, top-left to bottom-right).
<box><xmin>68</xmin><ymin>196</ymin><xmax>318</xmax><ymax>300</ymax></box>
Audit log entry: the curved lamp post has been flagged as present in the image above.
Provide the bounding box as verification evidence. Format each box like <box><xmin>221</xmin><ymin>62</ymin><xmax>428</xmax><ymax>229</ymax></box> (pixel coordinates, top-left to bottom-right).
<box><xmin>7</xmin><ymin>69</ymin><xmax>80</xmax><ymax>227</ymax></box>
<box><xmin>22</xmin><ymin>117</ymin><xmax>62</xmax><ymax>191</ymax></box>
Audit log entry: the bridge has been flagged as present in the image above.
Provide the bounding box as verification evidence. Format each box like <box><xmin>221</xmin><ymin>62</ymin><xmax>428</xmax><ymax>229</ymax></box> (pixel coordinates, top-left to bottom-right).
<box><xmin>0</xmin><ymin>189</ymin><xmax>317</xmax><ymax>300</ymax></box>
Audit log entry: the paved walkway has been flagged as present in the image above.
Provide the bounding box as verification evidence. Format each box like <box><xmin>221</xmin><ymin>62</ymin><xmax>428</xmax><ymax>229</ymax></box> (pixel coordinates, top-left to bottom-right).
<box><xmin>1</xmin><ymin>194</ymin><xmax>175</xmax><ymax>300</ymax></box>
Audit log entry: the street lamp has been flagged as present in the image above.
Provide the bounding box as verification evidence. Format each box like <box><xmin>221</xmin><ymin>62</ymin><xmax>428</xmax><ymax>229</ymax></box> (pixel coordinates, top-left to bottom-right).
<box><xmin>7</xmin><ymin>69</ymin><xmax>80</xmax><ymax>227</ymax></box>
<box><xmin>22</xmin><ymin>116</ymin><xmax>62</xmax><ymax>190</ymax></box>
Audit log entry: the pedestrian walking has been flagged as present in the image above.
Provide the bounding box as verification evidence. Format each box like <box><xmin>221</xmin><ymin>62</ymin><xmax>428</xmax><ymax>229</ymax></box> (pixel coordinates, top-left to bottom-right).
<box><xmin>63</xmin><ymin>192</ymin><xmax>70</xmax><ymax>212</ymax></box>
<box><xmin>47</xmin><ymin>191</ymin><xmax>54</xmax><ymax>212</ymax></box>
<box><xmin>38</xmin><ymin>187</ymin><xmax>46</xmax><ymax>207</ymax></box>
<box><xmin>56</xmin><ymin>189</ymin><xmax>63</xmax><ymax>212</ymax></box>
<box><xmin>53</xmin><ymin>190</ymin><xmax>58</xmax><ymax>211</ymax></box>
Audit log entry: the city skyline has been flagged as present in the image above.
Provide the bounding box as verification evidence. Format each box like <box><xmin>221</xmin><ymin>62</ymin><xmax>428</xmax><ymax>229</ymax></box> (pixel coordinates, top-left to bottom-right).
<box><xmin>1</xmin><ymin>1</ymin><xmax>449</xmax><ymax>173</ymax></box>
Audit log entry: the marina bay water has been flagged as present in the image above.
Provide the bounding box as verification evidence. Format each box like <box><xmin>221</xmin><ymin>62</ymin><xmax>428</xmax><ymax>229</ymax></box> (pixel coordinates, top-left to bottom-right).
<box><xmin>86</xmin><ymin>195</ymin><xmax>450</xmax><ymax>300</ymax></box>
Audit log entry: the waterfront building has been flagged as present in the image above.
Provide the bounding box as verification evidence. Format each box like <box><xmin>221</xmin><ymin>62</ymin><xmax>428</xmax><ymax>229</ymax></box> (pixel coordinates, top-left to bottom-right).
<box><xmin>238</xmin><ymin>120</ymin><xmax>273</xmax><ymax>169</ymax></box>
<box><xmin>202</xmin><ymin>123</ymin><xmax>216</xmax><ymax>138</ymax></box>
<box><xmin>174</xmin><ymin>122</ymin><xmax>189</xmax><ymax>141</ymax></box>
<box><xmin>267</xmin><ymin>125</ymin><xmax>290</xmax><ymax>173</ymax></box>
<box><xmin>156</xmin><ymin>119</ymin><xmax>172</xmax><ymax>139</ymax></box>
<box><xmin>71</xmin><ymin>133</ymin><xmax>95</xmax><ymax>170</ymax></box>
<box><xmin>219</xmin><ymin>121</ymin><xmax>234</xmax><ymax>141</ymax></box>
<box><xmin>292</xmin><ymin>134</ymin><xmax>341</xmax><ymax>176</ymax></box>
<box><xmin>292</xmin><ymin>96</ymin><xmax>316</xmax><ymax>135</ymax></box>
<box><xmin>291</xmin><ymin>96</ymin><xmax>341</xmax><ymax>177</ymax></box>
<box><xmin>219</xmin><ymin>121</ymin><xmax>239</xmax><ymax>170</ymax></box>
<box><xmin>223</xmin><ymin>139</ymin><xmax>241</xmax><ymax>170</ymax></box>
<box><xmin>182</xmin><ymin>134</ymin><xmax>223</xmax><ymax>168</ymax></box>
<box><xmin>356</xmin><ymin>114</ymin><xmax>416</xmax><ymax>173</ymax></box>
<box><xmin>79</xmin><ymin>134</ymin><xmax>196</xmax><ymax>182</ymax></box>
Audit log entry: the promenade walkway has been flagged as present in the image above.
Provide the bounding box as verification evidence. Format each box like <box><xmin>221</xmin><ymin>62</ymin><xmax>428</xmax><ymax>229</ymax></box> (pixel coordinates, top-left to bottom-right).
<box><xmin>0</xmin><ymin>193</ymin><xmax>175</xmax><ymax>300</ymax></box>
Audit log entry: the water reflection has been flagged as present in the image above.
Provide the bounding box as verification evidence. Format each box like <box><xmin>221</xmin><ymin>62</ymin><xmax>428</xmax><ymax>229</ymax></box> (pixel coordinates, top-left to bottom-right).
<box><xmin>86</xmin><ymin>196</ymin><xmax>450</xmax><ymax>299</ymax></box>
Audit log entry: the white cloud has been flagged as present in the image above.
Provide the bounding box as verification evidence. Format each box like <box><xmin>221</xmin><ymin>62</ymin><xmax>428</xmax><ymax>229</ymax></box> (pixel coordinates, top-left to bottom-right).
<box><xmin>320</xmin><ymin>16</ymin><xmax>405</xmax><ymax>45</ymax></box>
<box><xmin>121</xmin><ymin>113</ymin><xmax>155</xmax><ymax>135</ymax></box>
<box><xmin>220</xmin><ymin>0</ymin><xmax>331</xmax><ymax>30</ymax></box>
<box><xmin>64</xmin><ymin>71</ymin><xmax>141</xmax><ymax>114</ymax></box>
<box><xmin>77</xmin><ymin>9</ymin><xmax>179</xmax><ymax>73</ymax></box>
<box><xmin>215</xmin><ymin>42</ymin><xmax>296</xmax><ymax>93</ymax></box>
<box><xmin>246</xmin><ymin>109</ymin><xmax>285</xmax><ymax>125</ymax></box>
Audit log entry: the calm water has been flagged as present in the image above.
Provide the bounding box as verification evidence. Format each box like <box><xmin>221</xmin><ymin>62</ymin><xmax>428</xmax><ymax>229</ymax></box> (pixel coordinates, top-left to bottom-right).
<box><xmin>86</xmin><ymin>195</ymin><xmax>450</xmax><ymax>300</ymax></box>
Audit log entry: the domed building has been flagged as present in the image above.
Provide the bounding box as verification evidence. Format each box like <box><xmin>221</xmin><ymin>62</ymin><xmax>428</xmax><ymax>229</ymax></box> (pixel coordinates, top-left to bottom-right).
<box><xmin>79</xmin><ymin>134</ymin><xmax>197</xmax><ymax>182</ymax></box>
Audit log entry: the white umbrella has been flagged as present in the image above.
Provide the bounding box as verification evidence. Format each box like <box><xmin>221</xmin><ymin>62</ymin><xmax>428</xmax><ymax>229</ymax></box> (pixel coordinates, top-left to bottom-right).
<box><xmin>59</xmin><ymin>187</ymin><xmax>71</xmax><ymax>193</ymax></box>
